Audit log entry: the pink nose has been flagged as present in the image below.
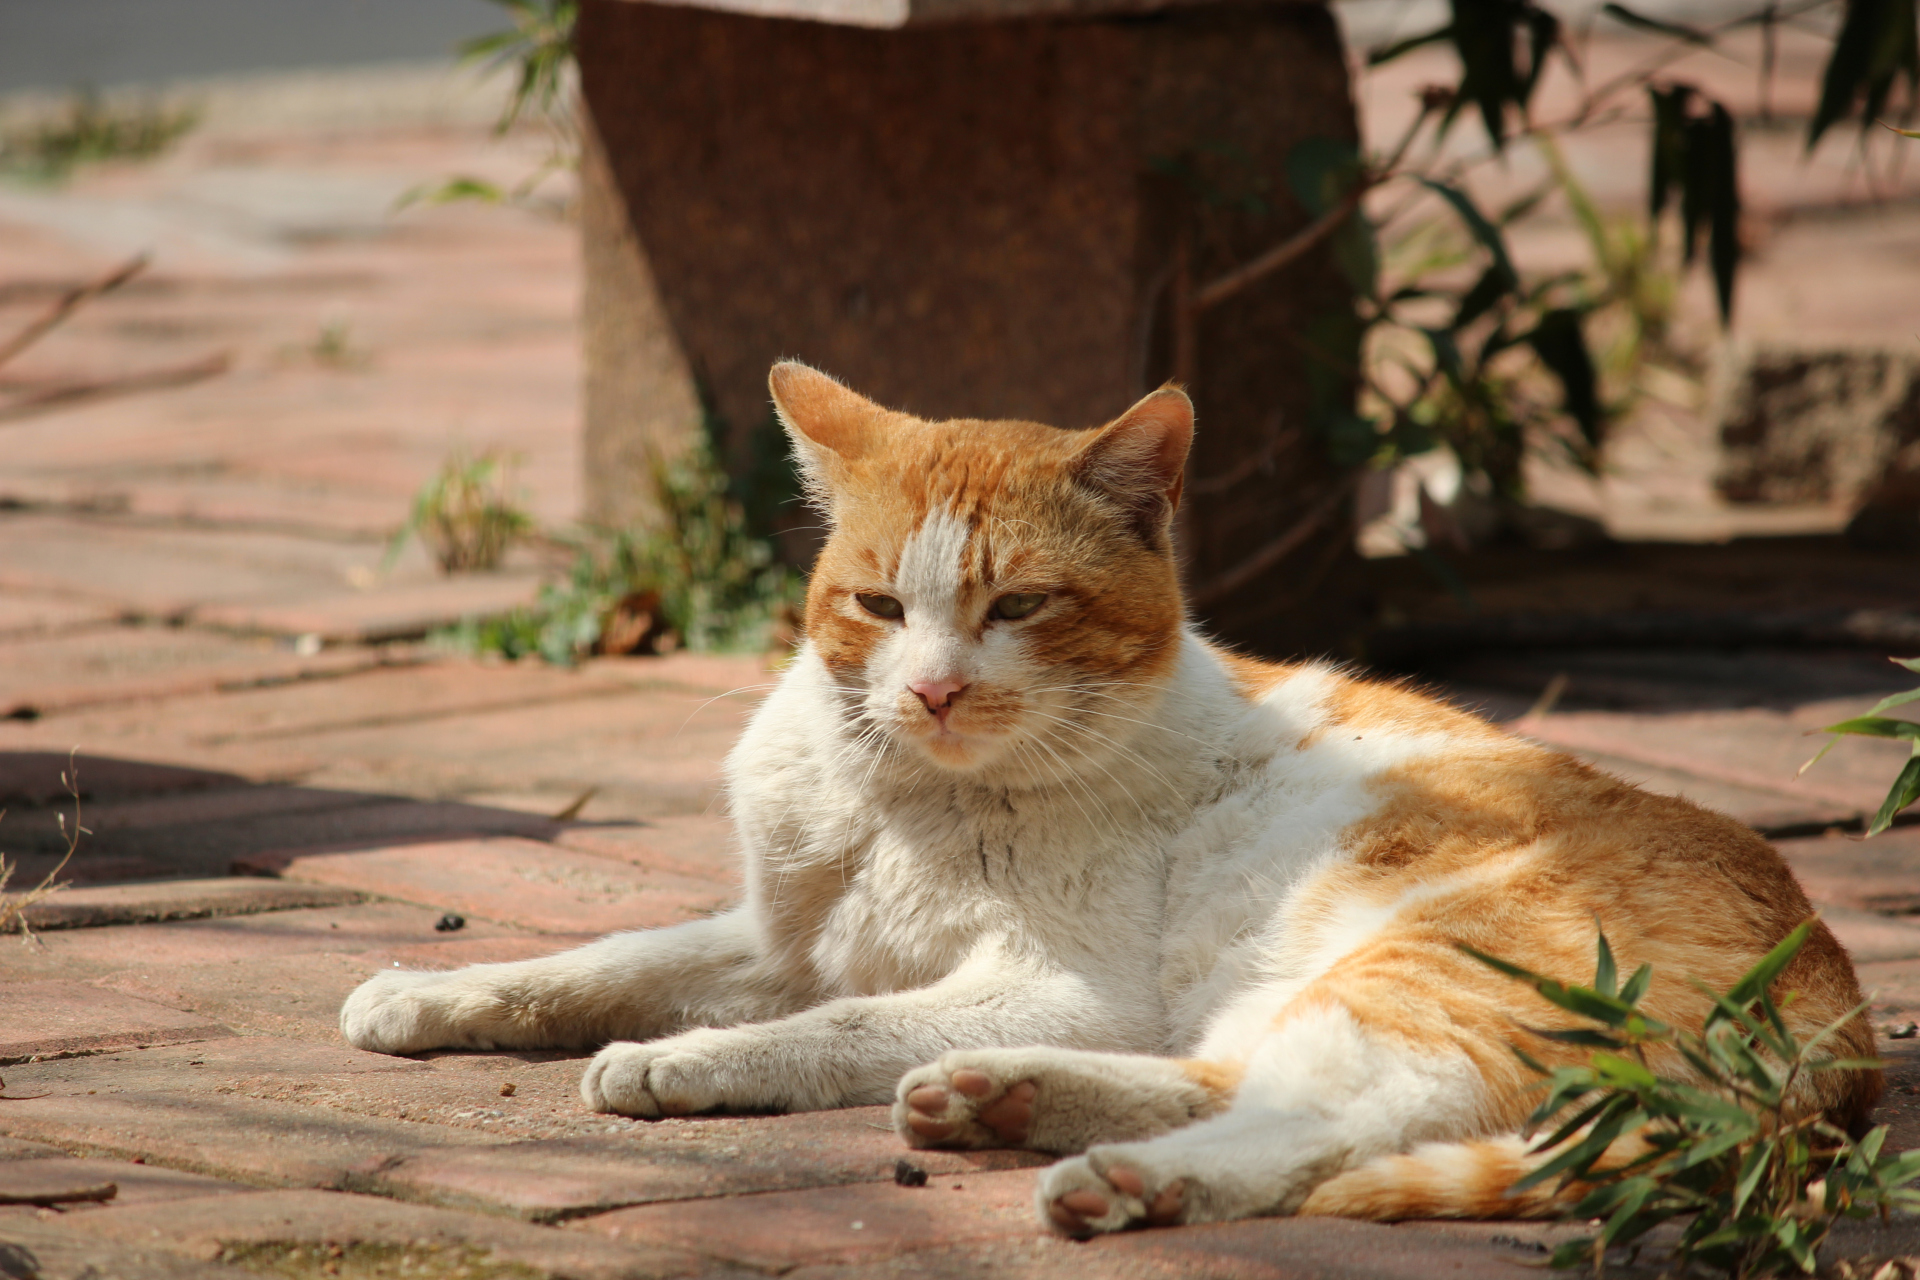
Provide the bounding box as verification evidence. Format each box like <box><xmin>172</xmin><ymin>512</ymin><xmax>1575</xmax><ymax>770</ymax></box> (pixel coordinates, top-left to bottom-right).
<box><xmin>909</xmin><ymin>677</ymin><xmax>967</xmax><ymax>714</ymax></box>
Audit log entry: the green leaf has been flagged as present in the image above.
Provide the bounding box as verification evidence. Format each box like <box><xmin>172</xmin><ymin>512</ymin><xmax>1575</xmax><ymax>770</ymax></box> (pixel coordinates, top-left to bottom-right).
<box><xmin>1593</xmin><ymin>929</ymin><xmax>1619</xmax><ymax>998</ymax></box>
<box><xmin>1897</xmin><ymin>656</ymin><xmax>1920</xmax><ymax>674</ymax></box>
<box><xmin>1721</xmin><ymin>920</ymin><xmax>1814</xmax><ymax>1013</ymax></box>
<box><xmin>1452</xmin><ymin>265</ymin><xmax>1512</xmax><ymax>329</ymax></box>
<box><xmin>1855</xmin><ymin>683</ymin><xmax>1920</xmax><ymax>718</ymax></box>
<box><xmin>1867</xmin><ymin>750</ymin><xmax>1920</xmax><ymax>836</ymax></box>
<box><xmin>1418</xmin><ymin>178</ymin><xmax>1520</xmax><ymax>287</ymax></box>
<box><xmin>1591</xmin><ymin>1051</ymin><xmax>1658</xmax><ymax>1089</ymax></box>
<box><xmin>1620</xmin><ymin>963</ymin><xmax>1652</xmax><ymax>1007</ymax></box>
<box><xmin>1529</xmin><ymin>1027</ymin><xmax>1628</xmax><ymax>1049</ymax></box>
<box><xmin>1527</xmin><ymin>308</ymin><xmax>1604</xmax><ymax>447</ymax></box>
<box><xmin>1811</xmin><ymin>0</ymin><xmax>1920</xmax><ymax>149</ymax></box>
<box><xmin>393</xmin><ymin>176</ymin><xmax>507</xmax><ymax>211</ymax></box>
<box><xmin>1602</xmin><ymin>3</ymin><xmax>1712</xmax><ymax>42</ymax></box>
<box><xmin>1820</xmin><ymin>715</ymin><xmax>1920</xmax><ymax>740</ymax></box>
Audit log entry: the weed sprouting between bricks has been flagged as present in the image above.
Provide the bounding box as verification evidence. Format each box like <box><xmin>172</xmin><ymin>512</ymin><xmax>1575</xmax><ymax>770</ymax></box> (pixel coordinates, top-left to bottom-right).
<box><xmin>0</xmin><ymin>756</ymin><xmax>84</xmax><ymax>942</ymax></box>
<box><xmin>1466</xmin><ymin>923</ymin><xmax>1920</xmax><ymax>1277</ymax></box>
<box><xmin>1801</xmin><ymin>657</ymin><xmax>1920</xmax><ymax>837</ymax></box>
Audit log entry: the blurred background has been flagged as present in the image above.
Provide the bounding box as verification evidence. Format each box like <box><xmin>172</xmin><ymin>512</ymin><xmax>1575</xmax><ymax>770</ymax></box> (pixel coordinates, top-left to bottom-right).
<box><xmin>0</xmin><ymin>0</ymin><xmax>1916</xmax><ymax>834</ymax></box>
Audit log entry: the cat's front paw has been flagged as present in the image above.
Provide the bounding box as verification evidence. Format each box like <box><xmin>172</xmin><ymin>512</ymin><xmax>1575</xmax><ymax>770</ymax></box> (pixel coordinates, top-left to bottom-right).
<box><xmin>581</xmin><ymin>1031</ymin><xmax>735</xmax><ymax>1117</ymax></box>
<box><xmin>340</xmin><ymin>969</ymin><xmax>461</xmax><ymax>1055</ymax></box>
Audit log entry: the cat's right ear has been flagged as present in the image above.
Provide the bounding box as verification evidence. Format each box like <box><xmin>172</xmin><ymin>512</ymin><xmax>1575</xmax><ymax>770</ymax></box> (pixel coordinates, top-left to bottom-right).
<box><xmin>768</xmin><ymin>361</ymin><xmax>880</xmax><ymax>515</ymax></box>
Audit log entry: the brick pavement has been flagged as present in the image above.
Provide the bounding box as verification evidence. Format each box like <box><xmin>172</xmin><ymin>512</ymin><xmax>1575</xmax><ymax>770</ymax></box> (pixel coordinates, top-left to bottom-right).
<box><xmin>4</xmin><ymin>59</ymin><xmax>1920</xmax><ymax>1280</ymax></box>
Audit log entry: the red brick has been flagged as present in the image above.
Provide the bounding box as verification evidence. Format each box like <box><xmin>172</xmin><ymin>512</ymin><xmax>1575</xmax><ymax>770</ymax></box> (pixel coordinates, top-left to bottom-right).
<box><xmin>377</xmin><ymin>1106</ymin><xmax>1048</xmax><ymax>1220</ymax></box>
<box><xmin>0</xmin><ymin>1216</ymin><xmax>251</xmax><ymax>1278</ymax></box>
<box><xmin>0</xmin><ymin>1138</ymin><xmax>63</xmax><ymax>1161</ymax></box>
<box><xmin>0</xmin><ymin>981</ymin><xmax>230</xmax><ymax>1064</ymax></box>
<box><xmin>94</xmin><ymin>950</ymin><xmax>406</xmax><ymax>1042</ymax></box>
<box><xmin>0</xmin><ymin>1036</ymin><xmax>432</xmax><ymax>1098</ymax></box>
<box><xmin>0</xmin><ymin>904</ymin><xmax>538</xmax><ymax>985</ymax></box>
<box><xmin>0</xmin><ymin>1157</ymin><xmax>256</xmax><ymax>1210</ymax></box>
<box><xmin>0</xmin><ymin>593</ymin><xmax>118</xmax><ymax>640</ymax></box>
<box><xmin>192</xmin><ymin>571</ymin><xmax>544</xmax><ymax>643</ymax></box>
<box><xmin>1812</xmin><ymin>906</ymin><xmax>1920</xmax><ymax>964</ymax></box>
<box><xmin>1777</xmin><ymin>827</ymin><xmax>1920</xmax><ymax>913</ymax></box>
<box><xmin>574</xmin><ymin>1168</ymin><xmax>1040</xmax><ymax>1270</ymax></box>
<box><xmin>0</xmin><ymin>624</ymin><xmax>391</xmax><ymax>719</ymax></box>
<box><xmin>0</xmin><ymin>754</ymin><xmax>245</xmax><ymax>808</ymax></box>
<box><xmin>0</xmin><ymin>1090</ymin><xmax>502</xmax><ymax>1188</ymax></box>
<box><xmin>21</xmin><ymin>878</ymin><xmax>366</xmax><ymax>931</ymax></box>
<box><xmin>558</xmin><ymin>814</ymin><xmax>740</xmax><ymax>884</ymax></box>
<box><xmin>1525</xmin><ymin>706</ymin><xmax>1916</xmax><ymax>824</ymax></box>
<box><xmin>56</xmin><ymin>1188</ymin><xmax>702</xmax><ymax>1279</ymax></box>
<box><xmin>237</xmin><ymin>837</ymin><xmax>733</xmax><ymax>933</ymax></box>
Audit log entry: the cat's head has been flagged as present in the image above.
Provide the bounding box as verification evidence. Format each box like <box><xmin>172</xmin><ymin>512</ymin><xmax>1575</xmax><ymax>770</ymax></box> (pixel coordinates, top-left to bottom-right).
<box><xmin>770</xmin><ymin>361</ymin><xmax>1190</xmax><ymax>778</ymax></box>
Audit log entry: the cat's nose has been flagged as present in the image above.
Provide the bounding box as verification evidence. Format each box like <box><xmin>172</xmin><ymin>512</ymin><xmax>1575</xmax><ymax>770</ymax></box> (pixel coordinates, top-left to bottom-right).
<box><xmin>909</xmin><ymin>677</ymin><xmax>967</xmax><ymax>714</ymax></box>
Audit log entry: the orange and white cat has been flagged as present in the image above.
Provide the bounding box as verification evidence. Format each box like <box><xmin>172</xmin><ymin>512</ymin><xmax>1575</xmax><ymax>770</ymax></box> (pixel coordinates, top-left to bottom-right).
<box><xmin>341</xmin><ymin>362</ymin><xmax>1877</xmax><ymax>1234</ymax></box>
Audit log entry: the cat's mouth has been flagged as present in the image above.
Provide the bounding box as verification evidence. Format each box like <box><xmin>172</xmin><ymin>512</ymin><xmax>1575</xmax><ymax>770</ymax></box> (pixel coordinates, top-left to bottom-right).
<box><xmin>894</xmin><ymin>688</ymin><xmax>1024</xmax><ymax>770</ymax></box>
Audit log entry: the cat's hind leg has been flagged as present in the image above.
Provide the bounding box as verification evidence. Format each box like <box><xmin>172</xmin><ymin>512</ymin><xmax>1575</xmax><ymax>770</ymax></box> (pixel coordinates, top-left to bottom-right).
<box><xmin>894</xmin><ymin>1048</ymin><xmax>1238</xmax><ymax>1155</ymax></box>
<box><xmin>1035</xmin><ymin>998</ymin><xmax>1490</xmax><ymax>1235</ymax></box>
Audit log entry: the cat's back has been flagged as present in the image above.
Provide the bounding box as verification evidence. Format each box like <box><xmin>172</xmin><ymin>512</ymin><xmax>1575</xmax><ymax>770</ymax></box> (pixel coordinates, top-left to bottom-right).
<box><xmin>1159</xmin><ymin>650</ymin><xmax>1845</xmax><ymax>1049</ymax></box>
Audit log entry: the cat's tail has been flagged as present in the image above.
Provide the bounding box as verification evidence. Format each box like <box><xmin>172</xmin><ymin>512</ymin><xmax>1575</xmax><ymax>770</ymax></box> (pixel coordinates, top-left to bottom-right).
<box><xmin>1296</xmin><ymin>1131</ymin><xmax>1650</xmax><ymax>1221</ymax></box>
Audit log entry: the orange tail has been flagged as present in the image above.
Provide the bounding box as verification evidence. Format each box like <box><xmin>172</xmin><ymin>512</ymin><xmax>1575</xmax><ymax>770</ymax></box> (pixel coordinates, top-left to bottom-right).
<box><xmin>1298</xmin><ymin>1132</ymin><xmax>1650</xmax><ymax>1221</ymax></box>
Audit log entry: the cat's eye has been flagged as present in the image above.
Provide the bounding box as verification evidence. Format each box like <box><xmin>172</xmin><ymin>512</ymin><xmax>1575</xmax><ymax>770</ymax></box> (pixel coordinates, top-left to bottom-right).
<box><xmin>990</xmin><ymin>593</ymin><xmax>1047</xmax><ymax>621</ymax></box>
<box><xmin>855</xmin><ymin>593</ymin><xmax>904</xmax><ymax>620</ymax></box>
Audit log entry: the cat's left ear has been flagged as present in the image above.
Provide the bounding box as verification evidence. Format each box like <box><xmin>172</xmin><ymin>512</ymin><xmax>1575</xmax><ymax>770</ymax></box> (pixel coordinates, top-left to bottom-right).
<box><xmin>1073</xmin><ymin>387</ymin><xmax>1194</xmax><ymax>534</ymax></box>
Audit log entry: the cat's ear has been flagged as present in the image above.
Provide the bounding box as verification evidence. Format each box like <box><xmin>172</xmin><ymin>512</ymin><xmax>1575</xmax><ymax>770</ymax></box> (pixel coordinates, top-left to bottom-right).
<box><xmin>768</xmin><ymin>361</ymin><xmax>881</xmax><ymax>513</ymax></box>
<box><xmin>1073</xmin><ymin>387</ymin><xmax>1194</xmax><ymax>535</ymax></box>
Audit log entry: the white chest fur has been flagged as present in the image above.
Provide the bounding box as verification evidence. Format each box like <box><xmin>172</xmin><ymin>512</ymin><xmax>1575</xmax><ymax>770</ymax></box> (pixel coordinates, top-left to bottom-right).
<box><xmin>723</xmin><ymin>636</ymin><xmax>1449</xmax><ymax>1052</ymax></box>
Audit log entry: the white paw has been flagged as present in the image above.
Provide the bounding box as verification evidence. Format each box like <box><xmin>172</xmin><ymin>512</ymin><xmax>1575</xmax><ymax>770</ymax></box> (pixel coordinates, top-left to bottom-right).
<box><xmin>580</xmin><ymin>1030</ymin><xmax>738</xmax><ymax>1117</ymax></box>
<box><xmin>894</xmin><ymin>1052</ymin><xmax>1041</xmax><ymax>1150</ymax></box>
<box><xmin>1036</xmin><ymin>1145</ymin><xmax>1190</xmax><ymax>1236</ymax></box>
<box><xmin>340</xmin><ymin>969</ymin><xmax>461</xmax><ymax>1055</ymax></box>
<box><xmin>894</xmin><ymin>1048</ymin><xmax>1217</xmax><ymax>1155</ymax></box>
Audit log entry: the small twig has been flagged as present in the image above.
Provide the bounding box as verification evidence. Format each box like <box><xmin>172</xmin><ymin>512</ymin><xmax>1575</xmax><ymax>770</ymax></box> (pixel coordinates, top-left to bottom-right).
<box><xmin>1189</xmin><ymin>102</ymin><xmax>1434</xmax><ymax>317</ymax></box>
<box><xmin>0</xmin><ymin>351</ymin><xmax>231</xmax><ymax>424</ymax></box>
<box><xmin>1191</xmin><ymin>186</ymin><xmax>1370</xmax><ymax>314</ymax></box>
<box><xmin>0</xmin><ymin>255</ymin><xmax>148</xmax><ymax>370</ymax></box>
<box><xmin>1186</xmin><ymin>470</ymin><xmax>1363</xmax><ymax>608</ymax></box>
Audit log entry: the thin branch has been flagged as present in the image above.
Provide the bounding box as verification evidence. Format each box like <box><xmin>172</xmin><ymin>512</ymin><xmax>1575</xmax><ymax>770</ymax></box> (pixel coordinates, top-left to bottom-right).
<box><xmin>1186</xmin><ymin>427</ymin><xmax>1302</xmax><ymax>497</ymax></box>
<box><xmin>1189</xmin><ymin>100</ymin><xmax>1435</xmax><ymax>316</ymax></box>
<box><xmin>0</xmin><ymin>255</ymin><xmax>148</xmax><ymax>370</ymax></box>
<box><xmin>1192</xmin><ymin>185</ymin><xmax>1371</xmax><ymax>314</ymax></box>
<box><xmin>1186</xmin><ymin>469</ymin><xmax>1363</xmax><ymax>609</ymax></box>
<box><xmin>0</xmin><ymin>351</ymin><xmax>231</xmax><ymax>424</ymax></box>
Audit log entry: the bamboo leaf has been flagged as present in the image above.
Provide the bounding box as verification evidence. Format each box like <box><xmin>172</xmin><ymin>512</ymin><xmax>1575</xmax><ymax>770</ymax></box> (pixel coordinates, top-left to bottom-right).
<box><xmin>1418</xmin><ymin>178</ymin><xmax>1520</xmax><ymax>286</ymax></box>
<box><xmin>1722</xmin><ymin>921</ymin><xmax>1814</xmax><ymax>1011</ymax></box>
<box><xmin>1452</xmin><ymin>265</ymin><xmax>1513</xmax><ymax>329</ymax></box>
<box><xmin>1703</xmin><ymin>102</ymin><xmax>1741</xmax><ymax>325</ymax></box>
<box><xmin>1648</xmin><ymin>84</ymin><xmax>1694</xmax><ymax>221</ymax></box>
<box><xmin>1620</xmin><ymin>962</ymin><xmax>1652</xmax><ymax>1007</ymax></box>
<box><xmin>1594</xmin><ymin>929</ymin><xmax>1619</xmax><ymax>998</ymax></box>
<box><xmin>1866</xmin><ymin>750</ymin><xmax>1920</xmax><ymax>836</ymax></box>
<box><xmin>1820</xmin><ymin>715</ymin><xmax>1920</xmax><ymax>740</ymax></box>
<box><xmin>1527</xmin><ymin>308</ymin><xmax>1604</xmax><ymax>446</ymax></box>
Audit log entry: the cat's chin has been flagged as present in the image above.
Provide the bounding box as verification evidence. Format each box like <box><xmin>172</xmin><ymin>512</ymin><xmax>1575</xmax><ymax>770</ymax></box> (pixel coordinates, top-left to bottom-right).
<box><xmin>908</xmin><ymin>726</ymin><xmax>1003</xmax><ymax>772</ymax></box>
